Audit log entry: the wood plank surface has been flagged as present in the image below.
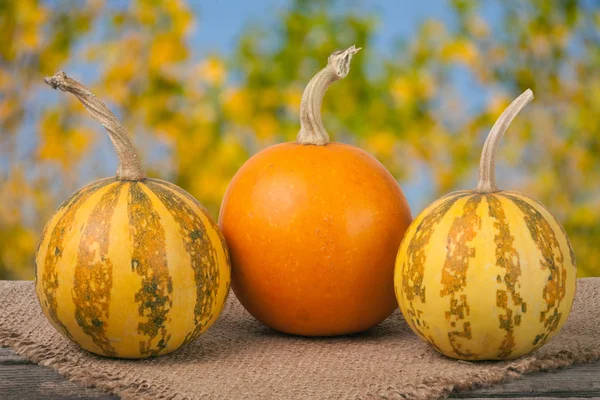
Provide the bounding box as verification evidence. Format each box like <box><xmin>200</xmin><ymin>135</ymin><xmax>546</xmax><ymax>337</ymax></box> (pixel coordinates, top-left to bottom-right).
<box><xmin>0</xmin><ymin>347</ymin><xmax>118</xmax><ymax>400</ymax></box>
<box><xmin>2</xmin><ymin>346</ymin><xmax>600</xmax><ymax>399</ymax></box>
<box><xmin>449</xmin><ymin>360</ymin><xmax>600</xmax><ymax>398</ymax></box>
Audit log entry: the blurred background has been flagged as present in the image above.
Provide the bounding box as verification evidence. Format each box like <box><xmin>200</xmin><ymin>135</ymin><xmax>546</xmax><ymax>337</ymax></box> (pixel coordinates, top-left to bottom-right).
<box><xmin>0</xmin><ymin>0</ymin><xmax>598</xmax><ymax>279</ymax></box>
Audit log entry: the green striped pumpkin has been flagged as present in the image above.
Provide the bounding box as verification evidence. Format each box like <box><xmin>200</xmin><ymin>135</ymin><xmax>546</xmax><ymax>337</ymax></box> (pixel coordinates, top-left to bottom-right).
<box><xmin>35</xmin><ymin>72</ymin><xmax>230</xmax><ymax>359</ymax></box>
<box><xmin>394</xmin><ymin>90</ymin><xmax>577</xmax><ymax>360</ymax></box>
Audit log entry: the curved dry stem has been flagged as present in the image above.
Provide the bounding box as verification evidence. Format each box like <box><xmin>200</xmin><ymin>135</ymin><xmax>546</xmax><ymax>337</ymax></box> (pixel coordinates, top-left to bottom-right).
<box><xmin>297</xmin><ymin>45</ymin><xmax>361</xmax><ymax>145</ymax></box>
<box><xmin>476</xmin><ymin>89</ymin><xmax>534</xmax><ymax>193</ymax></box>
<box><xmin>44</xmin><ymin>71</ymin><xmax>146</xmax><ymax>181</ymax></box>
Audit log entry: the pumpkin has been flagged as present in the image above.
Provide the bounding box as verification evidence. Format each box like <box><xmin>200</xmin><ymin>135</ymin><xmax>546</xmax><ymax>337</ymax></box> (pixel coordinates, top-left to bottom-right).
<box><xmin>219</xmin><ymin>46</ymin><xmax>413</xmax><ymax>336</ymax></box>
<box><xmin>35</xmin><ymin>72</ymin><xmax>231</xmax><ymax>359</ymax></box>
<box><xmin>394</xmin><ymin>89</ymin><xmax>577</xmax><ymax>360</ymax></box>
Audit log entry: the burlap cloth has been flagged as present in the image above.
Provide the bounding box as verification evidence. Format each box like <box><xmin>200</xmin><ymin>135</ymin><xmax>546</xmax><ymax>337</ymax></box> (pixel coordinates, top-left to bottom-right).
<box><xmin>1</xmin><ymin>279</ymin><xmax>599</xmax><ymax>399</ymax></box>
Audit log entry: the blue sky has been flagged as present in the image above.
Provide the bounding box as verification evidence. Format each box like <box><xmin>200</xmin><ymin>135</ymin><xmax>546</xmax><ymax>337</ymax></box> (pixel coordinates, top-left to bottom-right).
<box><xmin>190</xmin><ymin>1</ymin><xmax>454</xmax><ymax>56</ymax></box>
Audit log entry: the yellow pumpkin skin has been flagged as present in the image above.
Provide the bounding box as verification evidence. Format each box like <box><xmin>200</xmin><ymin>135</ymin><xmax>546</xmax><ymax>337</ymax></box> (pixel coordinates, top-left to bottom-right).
<box><xmin>394</xmin><ymin>190</ymin><xmax>576</xmax><ymax>360</ymax></box>
<box><xmin>35</xmin><ymin>177</ymin><xmax>230</xmax><ymax>359</ymax></box>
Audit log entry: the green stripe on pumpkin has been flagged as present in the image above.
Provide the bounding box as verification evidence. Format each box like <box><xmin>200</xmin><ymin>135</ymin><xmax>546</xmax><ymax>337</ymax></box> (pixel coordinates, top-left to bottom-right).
<box><xmin>40</xmin><ymin>178</ymin><xmax>115</xmax><ymax>341</ymax></box>
<box><xmin>128</xmin><ymin>182</ymin><xmax>173</xmax><ymax>357</ymax></box>
<box><xmin>152</xmin><ymin>179</ymin><xmax>231</xmax><ymax>268</ymax></box>
<box><xmin>35</xmin><ymin>178</ymin><xmax>116</xmax><ymax>276</ymax></box>
<box><xmin>73</xmin><ymin>183</ymin><xmax>124</xmax><ymax>356</ymax></box>
<box><xmin>399</xmin><ymin>192</ymin><xmax>470</xmax><ymax>338</ymax></box>
<box><xmin>440</xmin><ymin>194</ymin><xmax>482</xmax><ymax>359</ymax></box>
<box><xmin>146</xmin><ymin>180</ymin><xmax>222</xmax><ymax>345</ymax></box>
<box><xmin>502</xmin><ymin>193</ymin><xmax>568</xmax><ymax>348</ymax></box>
<box><xmin>511</xmin><ymin>192</ymin><xmax>576</xmax><ymax>267</ymax></box>
<box><xmin>486</xmin><ymin>194</ymin><xmax>526</xmax><ymax>359</ymax></box>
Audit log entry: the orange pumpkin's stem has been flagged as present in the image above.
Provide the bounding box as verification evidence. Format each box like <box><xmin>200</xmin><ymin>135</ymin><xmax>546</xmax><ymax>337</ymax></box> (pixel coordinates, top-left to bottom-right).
<box><xmin>476</xmin><ymin>89</ymin><xmax>534</xmax><ymax>193</ymax></box>
<box><xmin>44</xmin><ymin>71</ymin><xmax>146</xmax><ymax>181</ymax></box>
<box><xmin>297</xmin><ymin>45</ymin><xmax>361</xmax><ymax>146</ymax></box>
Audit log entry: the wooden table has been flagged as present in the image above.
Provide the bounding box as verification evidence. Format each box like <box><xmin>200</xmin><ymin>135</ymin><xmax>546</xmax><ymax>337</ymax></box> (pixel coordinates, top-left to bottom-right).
<box><xmin>2</xmin><ymin>347</ymin><xmax>599</xmax><ymax>399</ymax></box>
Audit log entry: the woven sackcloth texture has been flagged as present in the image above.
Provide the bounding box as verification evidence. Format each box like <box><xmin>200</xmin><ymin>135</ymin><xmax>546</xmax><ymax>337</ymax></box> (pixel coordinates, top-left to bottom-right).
<box><xmin>0</xmin><ymin>279</ymin><xmax>599</xmax><ymax>400</ymax></box>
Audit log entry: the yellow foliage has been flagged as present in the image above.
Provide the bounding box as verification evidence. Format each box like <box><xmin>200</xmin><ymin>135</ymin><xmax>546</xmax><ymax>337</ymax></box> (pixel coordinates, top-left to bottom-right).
<box><xmin>487</xmin><ymin>94</ymin><xmax>511</xmax><ymax>118</ymax></box>
<box><xmin>165</xmin><ymin>0</ymin><xmax>194</xmax><ymax>36</ymax></box>
<box><xmin>391</xmin><ymin>73</ymin><xmax>435</xmax><ymax>104</ymax></box>
<box><xmin>38</xmin><ymin>111</ymin><xmax>93</xmax><ymax>169</ymax></box>
<box><xmin>364</xmin><ymin>131</ymin><xmax>397</xmax><ymax>158</ymax></box>
<box><xmin>198</xmin><ymin>57</ymin><xmax>226</xmax><ymax>86</ymax></box>
<box><xmin>103</xmin><ymin>55</ymin><xmax>138</xmax><ymax>100</ymax></box>
<box><xmin>188</xmin><ymin>136</ymin><xmax>246</xmax><ymax>213</ymax></box>
<box><xmin>15</xmin><ymin>0</ymin><xmax>47</xmax><ymax>51</ymax></box>
<box><xmin>0</xmin><ymin>98</ymin><xmax>17</xmax><ymax>121</ymax></box>
<box><xmin>258</xmin><ymin>88</ymin><xmax>280</xmax><ymax>109</ymax></box>
<box><xmin>150</xmin><ymin>33</ymin><xmax>189</xmax><ymax>71</ymax></box>
<box><xmin>0</xmin><ymin>68</ymin><xmax>11</xmax><ymax>90</ymax></box>
<box><xmin>441</xmin><ymin>39</ymin><xmax>479</xmax><ymax>66</ymax></box>
<box><xmin>284</xmin><ymin>87</ymin><xmax>302</xmax><ymax>112</ymax></box>
<box><xmin>0</xmin><ymin>226</ymin><xmax>37</xmax><ymax>280</ymax></box>
<box><xmin>0</xmin><ymin>170</ymin><xmax>29</xmax><ymax>226</ymax></box>
<box><xmin>391</xmin><ymin>76</ymin><xmax>412</xmax><ymax>104</ymax></box>
<box><xmin>0</xmin><ymin>0</ymin><xmax>599</xmax><ymax>280</ymax></box>
<box><xmin>253</xmin><ymin>113</ymin><xmax>279</xmax><ymax>139</ymax></box>
<box><xmin>417</xmin><ymin>73</ymin><xmax>436</xmax><ymax>99</ymax></box>
<box><xmin>223</xmin><ymin>88</ymin><xmax>253</xmax><ymax>122</ymax></box>
<box><xmin>134</xmin><ymin>0</ymin><xmax>157</xmax><ymax>26</ymax></box>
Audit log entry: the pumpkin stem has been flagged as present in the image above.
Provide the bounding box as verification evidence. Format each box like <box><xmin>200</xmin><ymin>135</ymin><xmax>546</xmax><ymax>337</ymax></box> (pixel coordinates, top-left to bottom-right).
<box><xmin>297</xmin><ymin>45</ymin><xmax>361</xmax><ymax>145</ymax></box>
<box><xmin>476</xmin><ymin>89</ymin><xmax>533</xmax><ymax>193</ymax></box>
<box><xmin>44</xmin><ymin>71</ymin><xmax>146</xmax><ymax>181</ymax></box>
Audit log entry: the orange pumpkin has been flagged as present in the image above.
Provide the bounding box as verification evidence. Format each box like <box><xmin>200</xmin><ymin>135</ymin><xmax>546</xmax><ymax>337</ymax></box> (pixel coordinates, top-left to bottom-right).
<box><xmin>219</xmin><ymin>46</ymin><xmax>412</xmax><ymax>336</ymax></box>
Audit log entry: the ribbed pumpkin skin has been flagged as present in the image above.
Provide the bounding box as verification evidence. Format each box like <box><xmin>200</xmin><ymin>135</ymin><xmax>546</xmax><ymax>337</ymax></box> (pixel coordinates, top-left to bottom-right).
<box><xmin>35</xmin><ymin>178</ymin><xmax>230</xmax><ymax>359</ymax></box>
<box><xmin>395</xmin><ymin>190</ymin><xmax>576</xmax><ymax>360</ymax></box>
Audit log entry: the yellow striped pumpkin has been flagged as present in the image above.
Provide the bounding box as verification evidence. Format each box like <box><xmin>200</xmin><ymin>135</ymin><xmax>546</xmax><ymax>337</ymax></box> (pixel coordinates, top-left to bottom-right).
<box><xmin>394</xmin><ymin>90</ymin><xmax>577</xmax><ymax>360</ymax></box>
<box><xmin>35</xmin><ymin>72</ymin><xmax>230</xmax><ymax>359</ymax></box>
